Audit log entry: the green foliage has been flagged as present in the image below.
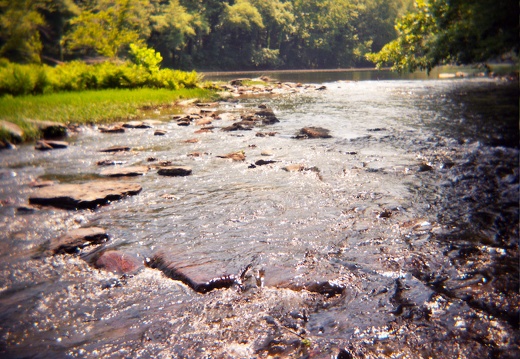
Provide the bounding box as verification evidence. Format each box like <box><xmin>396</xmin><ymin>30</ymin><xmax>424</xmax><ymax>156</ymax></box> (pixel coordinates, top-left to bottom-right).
<box><xmin>128</xmin><ymin>43</ymin><xmax>163</xmax><ymax>73</ymax></box>
<box><xmin>367</xmin><ymin>0</ymin><xmax>520</xmax><ymax>73</ymax></box>
<box><xmin>64</xmin><ymin>0</ymin><xmax>150</xmax><ymax>58</ymax></box>
<box><xmin>0</xmin><ymin>58</ymin><xmax>201</xmax><ymax>97</ymax></box>
<box><xmin>1</xmin><ymin>0</ymin><xmax>422</xmax><ymax>70</ymax></box>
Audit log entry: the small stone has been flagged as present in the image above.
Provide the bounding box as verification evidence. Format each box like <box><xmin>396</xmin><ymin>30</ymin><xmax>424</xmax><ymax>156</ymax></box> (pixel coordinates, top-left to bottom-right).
<box><xmin>217</xmin><ymin>151</ymin><xmax>246</xmax><ymax>161</ymax></box>
<box><xmin>154</xmin><ymin>130</ymin><xmax>167</xmax><ymax>136</ymax></box>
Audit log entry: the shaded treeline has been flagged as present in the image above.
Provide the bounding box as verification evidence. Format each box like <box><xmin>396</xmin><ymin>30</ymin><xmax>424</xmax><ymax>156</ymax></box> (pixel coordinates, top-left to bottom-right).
<box><xmin>0</xmin><ymin>0</ymin><xmax>414</xmax><ymax>70</ymax></box>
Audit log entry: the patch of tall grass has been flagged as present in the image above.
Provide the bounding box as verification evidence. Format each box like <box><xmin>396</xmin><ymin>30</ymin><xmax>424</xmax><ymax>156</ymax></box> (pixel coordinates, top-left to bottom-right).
<box><xmin>0</xmin><ymin>87</ymin><xmax>217</xmax><ymax>142</ymax></box>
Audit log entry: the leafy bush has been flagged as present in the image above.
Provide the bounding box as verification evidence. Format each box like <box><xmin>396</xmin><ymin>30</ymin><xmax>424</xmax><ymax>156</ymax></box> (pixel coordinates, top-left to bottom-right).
<box><xmin>0</xmin><ymin>49</ymin><xmax>201</xmax><ymax>97</ymax></box>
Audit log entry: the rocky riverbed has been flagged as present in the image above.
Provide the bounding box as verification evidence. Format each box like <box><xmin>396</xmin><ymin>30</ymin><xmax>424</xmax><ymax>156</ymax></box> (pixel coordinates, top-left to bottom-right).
<box><xmin>0</xmin><ymin>77</ymin><xmax>518</xmax><ymax>358</ymax></box>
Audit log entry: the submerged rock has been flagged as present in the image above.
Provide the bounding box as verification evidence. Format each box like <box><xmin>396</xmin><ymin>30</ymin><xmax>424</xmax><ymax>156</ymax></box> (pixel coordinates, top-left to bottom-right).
<box><xmin>95</xmin><ymin>250</ymin><xmax>143</xmax><ymax>274</ymax></box>
<box><xmin>49</xmin><ymin>227</ymin><xmax>109</xmax><ymax>254</ymax></box>
<box><xmin>29</xmin><ymin>181</ymin><xmax>142</xmax><ymax>209</ymax></box>
<box><xmin>100</xmin><ymin>166</ymin><xmax>149</xmax><ymax>177</ymax></box>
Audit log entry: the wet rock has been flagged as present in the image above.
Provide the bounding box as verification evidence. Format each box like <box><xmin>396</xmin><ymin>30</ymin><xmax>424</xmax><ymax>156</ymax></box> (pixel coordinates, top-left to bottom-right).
<box><xmin>100</xmin><ymin>166</ymin><xmax>149</xmax><ymax>177</ymax></box>
<box><xmin>96</xmin><ymin>159</ymin><xmax>125</xmax><ymax>166</ymax></box>
<box><xmin>0</xmin><ymin>120</ymin><xmax>23</xmax><ymax>142</ymax></box>
<box><xmin>29</xmin><ymin>181</ymin><xmax>142</xmax><ymax>209</ymax></box>
<box><xmin>316</xmin><ymin>85</ymin><xmax>327</xmax><ymax>90</ymax></box>
<box><xmin>27</xmin><ymin>120</ymin><xmax>68</xmax><ymax>138</ymax></box>
<box><xmin>295</xmin><ymin>127</ymin><xmax>332</xmax><ymax>139</ymax></box>
<box><xmin>195</xmin><ymin>117</ymin><xmax>213</xmax><ymax>126</ymax></box>
<box><xmin>35</xmin><ymin>140</ymin><xmax>68</xmax><ymax>151</ymax></box>
<box><xmin>367</xmin><ymin>127</ymin><xmax>387</xmax><ymax>132</ymax></box>
<box><xmin>99</xmin><ymin>146</ymin><xmax>131</xmax><ymax>153</ymax></box>
<box><xmin>95</xmin><ymin>250</ymin><xmax>143</xmax><ymax>274</ymax></box>
<box><xmin>254</xmin><ymin>159</ymin><xmax>278</xmax><ymax>166</ymax></box>
<box><xmin>255</xmin><ymin>108</ymin><xmax>279</xmax><ymax>124</ymax></box>
<box><xmin>217</xmin><ymin>151</ymin><xmax>246</xmax><ymax>161</ymax></box>
<box><xmin>16</xmin><ymin>205</ymin><xmax>38</xmax><ymax>214</ymax></box>
<box><xmin>283</xmin><ymin>164</ymin><xmax>306</xmax><ymax>172</ymax></box>
<box><xmin>256</xmin><ymin>132</ymin><xmax>278</xmax><ymax>137</ymax></box>
<box><xmin>49</xmin><ymin>227</ymin><xmax>109</xmax><ymax>254</ymax></box>
<box><xmin>417</xmin><ymin>163</ymin><xmax>434</xmax><ymax>172</ymax></box>
<box><xmin>154</xmin><ymin>129</ymin><xmax>167</xmax><ymax>136</ymax></box>
<box><xmin>194</xmin><ymin>127</ymin><xmax>214</xmax><ymax>134</ymax></box>
<box><xmin>146</xmin><ymin>252</ymin><xmax>239</xmax><ymax>293</ymax></box>
<box><xmin>222</xmin><ymin>121</ymin><xmax>256</xmax><ymax>131</ymax></box>
<box><xmin>0</xmin><ymin>140</ymin><xmax>15</xmax><ymax>150</ymax></box>
<box><xmin>99</xmin><ymin>125</ymin><xmax>125</xmax><ymax>133</ymax></box>
<box><xmin>123</xmin><ymin>121</ymin><xmax>151</xmax><ymax>129</ymax></box>
<box><xmin>157</xmin><ymin>166</ymin><xmax>192</xmax><ymax>176</ymax></box>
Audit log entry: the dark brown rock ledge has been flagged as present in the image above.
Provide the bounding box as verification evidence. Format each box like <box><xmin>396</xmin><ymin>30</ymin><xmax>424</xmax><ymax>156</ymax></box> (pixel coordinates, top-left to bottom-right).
<box><xmin>146</xmin><ymin>252</ymin><xmax>238</xmax><ymax>293</ymax></box>
<box><xmin>29</xmin><ymin>181</ymin><xmax>142</xmax><ymax>209</ymax></box>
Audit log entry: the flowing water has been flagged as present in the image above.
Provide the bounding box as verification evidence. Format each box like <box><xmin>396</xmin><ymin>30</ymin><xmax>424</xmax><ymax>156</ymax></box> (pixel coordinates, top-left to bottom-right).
<box><xmin>0</xmin><ymin>72</ymin><xmax>518</xmax><ymax>358</ymax></box>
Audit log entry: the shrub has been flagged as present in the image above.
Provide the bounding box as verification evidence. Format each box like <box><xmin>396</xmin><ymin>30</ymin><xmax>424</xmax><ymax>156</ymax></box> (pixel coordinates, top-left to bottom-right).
<box><xmin>0</xmin><ymin>53</ymin><xmax>201</xmax><ymax>97</ymax></box>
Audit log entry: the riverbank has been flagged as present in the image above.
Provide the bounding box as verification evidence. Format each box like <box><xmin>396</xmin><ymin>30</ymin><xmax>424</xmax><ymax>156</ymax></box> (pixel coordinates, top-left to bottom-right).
<box><xmin>0</xmin><ymin>87</ymin><xmax>217</xmax><ymax>145</ymax></box>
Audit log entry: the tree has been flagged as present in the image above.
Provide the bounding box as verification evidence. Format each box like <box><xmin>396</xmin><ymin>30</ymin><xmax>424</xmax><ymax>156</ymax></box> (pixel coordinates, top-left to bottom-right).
<box><xmin>149</xmin><ymin>0</ymin><xmax>208</xmax><ymax>68</ymax></box>
<box><xmin>64</xmin><ymin>0</ymin><xmax>151</xmax><ymax>58</ymax></box>
<box><xmin>367</xmin><ymin>0</ymin><xmax>520</xmax><ymax>73</ymax></box>
<box><xmin>0</xmin><ymin>0</ymin><xmax>47</xmax><ymax>63</ymax></box>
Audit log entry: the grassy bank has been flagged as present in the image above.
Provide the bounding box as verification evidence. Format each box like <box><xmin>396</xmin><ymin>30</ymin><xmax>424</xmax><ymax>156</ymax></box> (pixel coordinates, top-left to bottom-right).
<box><xmin>0</xmin><ymin>87</ymin><xmax>217</xmax><ymax>143</ymax></box>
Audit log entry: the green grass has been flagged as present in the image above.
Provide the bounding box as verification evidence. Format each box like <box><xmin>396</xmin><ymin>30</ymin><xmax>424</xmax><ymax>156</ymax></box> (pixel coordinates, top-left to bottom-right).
<box><xmin>0</xmin><ymin>87</ymin><xmax>217</xmax><ymax>142</ymax></box>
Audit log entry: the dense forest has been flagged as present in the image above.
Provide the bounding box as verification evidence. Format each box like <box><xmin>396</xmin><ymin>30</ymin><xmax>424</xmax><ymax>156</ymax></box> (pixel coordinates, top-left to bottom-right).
<box><xmin>0</xmin><ymin>0</ymin><xmax>518</xmax><ymax>71</ymax></box>
<box><xmin>0</xmin><ymin>0</ymin><xmax>415</xmax><ymax>70</ymax></box>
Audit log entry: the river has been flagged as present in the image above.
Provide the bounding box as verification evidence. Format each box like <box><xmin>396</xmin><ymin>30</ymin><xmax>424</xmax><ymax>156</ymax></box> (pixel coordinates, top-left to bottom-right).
<box><xmin>0</xmin><ymin>70</ymin><xmax>518</xmax><ymax>358</ymax></box>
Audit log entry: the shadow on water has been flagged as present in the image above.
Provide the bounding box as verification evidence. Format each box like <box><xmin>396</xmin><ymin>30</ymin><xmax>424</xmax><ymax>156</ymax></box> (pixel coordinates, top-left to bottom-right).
<box><xmin>425</xmin><ymin>80</ymin><xmax>519</xmax><ymax>148</ymax></box>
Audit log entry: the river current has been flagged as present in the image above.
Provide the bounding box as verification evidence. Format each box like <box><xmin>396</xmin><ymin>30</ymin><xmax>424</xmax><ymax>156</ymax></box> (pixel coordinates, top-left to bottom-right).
<box><xmin>0</xmin><ymin>73</ymin><xmax>518</xmax><ymax>358</ymax></box>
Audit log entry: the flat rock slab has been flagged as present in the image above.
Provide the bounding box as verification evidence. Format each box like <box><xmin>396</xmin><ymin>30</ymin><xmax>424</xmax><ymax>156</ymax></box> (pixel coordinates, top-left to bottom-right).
<box><xmin>35</xmin><ymin>140</ymin><xmax>68</xmax><ymax>151</ymax></box>
<box><xmin>50</xmin><ymin>227</ymin><xmax>108</xmax><ymax>254</ymax></box>
<box><xmin>157</xmin><ymin>166</ymin><xmax>192</xmax><ymax>177</ymax></box>
<box><xmin>29</xmin><ymin>181</ymin><xmax>142</xmax><ymax>209</ymax></box>
<box><xmin>101</xmin><ymin>166</ymin><xmax>149</xmax><ymax>177</ymax></box>
<box><xmin>147</xmin><ymin>252</ymin><xmax>239</xmax><ymax>293</ymax></box>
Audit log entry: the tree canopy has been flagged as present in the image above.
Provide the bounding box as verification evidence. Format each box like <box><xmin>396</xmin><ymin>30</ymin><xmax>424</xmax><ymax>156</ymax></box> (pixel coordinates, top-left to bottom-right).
<box><xmin>367</xmin><ymin>0</ymin><xmax>520</xmax><ymax>73</ymax></box>
<box><xmin>1</xmin><ymin>0</ymin><xmax>516</xmax><ymax>71</ymax></box>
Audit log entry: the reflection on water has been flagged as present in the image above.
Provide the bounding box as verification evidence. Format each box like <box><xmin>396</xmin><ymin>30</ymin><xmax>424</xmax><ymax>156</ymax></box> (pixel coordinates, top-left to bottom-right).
<box><xmin>0</xmin><ymin>74</ymin><xmax>518</xmax><ymax>358</ymax></box>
